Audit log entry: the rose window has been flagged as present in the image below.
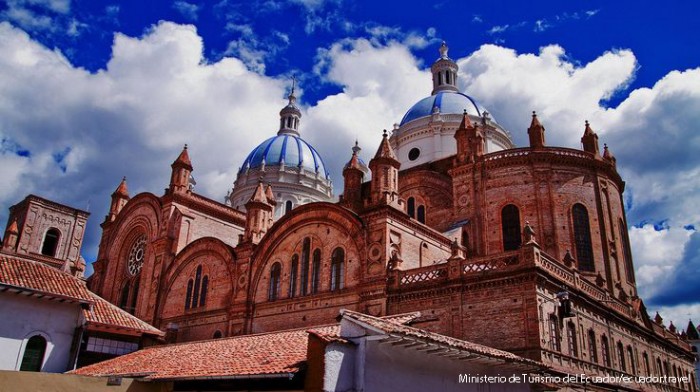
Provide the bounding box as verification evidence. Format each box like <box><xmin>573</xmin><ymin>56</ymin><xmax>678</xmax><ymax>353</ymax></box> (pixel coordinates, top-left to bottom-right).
<box><xmin>127</xmin><ymin>235</ymin><xmax>146</xmax><ymax>276</ymax></box>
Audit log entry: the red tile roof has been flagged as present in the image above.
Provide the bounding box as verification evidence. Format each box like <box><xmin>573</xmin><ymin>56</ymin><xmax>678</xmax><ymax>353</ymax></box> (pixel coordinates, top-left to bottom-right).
<box><xmin>0</xmin><ymin>254</ymin><xmax>93</xmax><ymax>303</ymax></box>
<box><xmin>73</xmin><ymin>327</ymin><xmax>317</xmax><ymax>380</ymax></box>
<box><xmin>0</xmin><ymin>253</ymin><xmax>162</xmax><ymax>337</ymax></box>
<box><xmin>84</xmin><ymin>292</ymin><xmax>163</xmax><ymax>336</ymax></box>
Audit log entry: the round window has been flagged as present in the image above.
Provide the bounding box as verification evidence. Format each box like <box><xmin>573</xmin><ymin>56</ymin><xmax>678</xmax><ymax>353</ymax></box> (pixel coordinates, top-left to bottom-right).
<box><xmin>127</xmin><ymin>235</ymin><xmax>146</xmax><ymax>276</ymax></box>
<box><xmin>408</xmin><ymin>148</ymin><xmax>420</xmax><ymax>161</ymax></box>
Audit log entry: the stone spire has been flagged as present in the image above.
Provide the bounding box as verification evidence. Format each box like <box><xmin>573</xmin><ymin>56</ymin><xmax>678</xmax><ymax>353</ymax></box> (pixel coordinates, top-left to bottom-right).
<box><xmin>368</xmin><ymin>130</ymin><xmax>401</xmax><ymax>208</ymax></box>
<box><xmin>244</xmin><ymin>181</ymin><xmax>274</xmax><ymax>244</ymax></box>
<box><xmin>527</xmin><ymin>111</ymin><xmax>546</xmax><ymax>149</ymax></box>
<box><xmin>603</xmin><ymin>143</ymin><xmax>617</xmax><ymax>167</ymax></box>
<box><xmin>686</xmin><ymin>320</ymin><xmax>699</xmax><ymax>340</ymax></box>
<box><xmin>107</xmin><ymin>177</ymin><xmax>130</xmax><ymax>222</ymax></box>
<box><xmin>278</xmin><ymin>76</ymin><xmax>302</xmax><ymax>136</ymax></box>
<box><xmin>581</xmin><ymin>121</ymin><xmax>600</xmax><ymax>157</ymax></box>
<box><xmin>431</xmin><ymin>41</ymin><xmax>459</xmax><ymax>95</ymax></box>
<box><xmin>454</xmin><ymin>109</ymin><xmax>483</xmax><ymax>164</ymax></box>
<box><xmin>2</xmin><ymin>218</ymin><xmax>19</xmax><ymax>252</ymax></box>
<box><xmin>169</xmin><ymin>144</ymin><xmax>193</xmax><ymax>194</ymax></box>
<box><xmin>342</xmin><ymin>141</ymin><xmax>365</xmax><ymax>211</ymax></box>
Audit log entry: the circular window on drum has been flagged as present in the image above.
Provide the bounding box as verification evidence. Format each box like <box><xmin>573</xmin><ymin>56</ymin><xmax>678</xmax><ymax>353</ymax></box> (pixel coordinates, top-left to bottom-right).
<box><xmin>408</xmin><ymin>148</ymin><xmax>420</xmax><ymax>161</ymax></box>
<box><xmin>127</xmin><ymin>235</ymin><xmax>146</xmax><ymax>276</ymax></box>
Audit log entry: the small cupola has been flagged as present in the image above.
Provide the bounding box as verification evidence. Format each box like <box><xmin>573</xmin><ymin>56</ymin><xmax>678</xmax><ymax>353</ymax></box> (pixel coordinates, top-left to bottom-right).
<box><xmin>431</xmin><ymin>41</ymin><xmax>459</xmax><ymax>95</ymax></box>
<box><xmin>278</xmin><ymin>77</ymin><xmax>302</xmax><ymax>136</ymax></box>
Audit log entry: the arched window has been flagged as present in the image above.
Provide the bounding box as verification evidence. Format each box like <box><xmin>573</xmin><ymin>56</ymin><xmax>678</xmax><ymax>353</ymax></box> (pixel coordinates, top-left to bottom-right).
<box><xmin>548</xmin><ymin>315</ymin><xmax>561</xmax><ymax>352</ymax></box>
<box><xmin>213</xmin><ymin>330</ymin><xmax>222</xmax><ymax>339</ymax></box>
<box><xmin>642</xmin><ymin>352</ymin><xmax>650</xmax><ymax>375</ymax></box>
<box><xmin>289</xmin><ymin>255</ymin><xmax>298</xmax><ymax>298</ymax></box>
<box><xmin>192</xmin><ymin>265</ymin><xmax>202</xmax><ymax>307</ymax></box>
<box><xmin>627</xmin><ymin>346</ymin><xmax>636</xmax><ymax>374</ymax></box>
<box><xmin>41</xmin><ymin>228</ymin><xmax>60</xmax><ymax>257</ymax></box>
<box><xmin>417</xmin><ymin>205</ymin><xmax>425</xmax><ymax>224</ymax></box>
<box><xmin>601</xmin><ymin>335</ymin><xmax>611</xmax><ymax>367</ymax></box>
<box><xmin>285</xmin><ymin>200</ymin><xmax>293</xmax><ymax>214</ymax></box>
<box><xmin>20</xmin><ymin>335</ymin><xmax>47</xmax><ymax>371</ymax></box>
<box><xmin>566</xmin><ymin>322</ymin><xmax>578</xmax><ymax>357</ymax></box>
<box><xmin>617</xmin><ymin>341</ymin><xmax>626</xmax><ymax>371</ymax></box>
<box><xmin>407</xmin><ymin>197</ymin><xmax>415</xmax><ymax>218</ymax></box>
<box><xmin>119</xmin><ymin>282</ymin><xmax>130</xmax><ymax>311</ymax></box>
<box><xmin>656</xmin><ymin>357</ymin><xmax>663</xmax><ymax>376</ymax></box>
<box><xmin>502</xmin><ymin>204</ymin><xmax>521</xmax><ymax>251</ymax></box>
<box><xmin>331</xmin><ymin>247</ymin><xmax>345</xmax><ymax>291</ymax></box>
<box><xmin>311</xmin><ymin>249</ymin><xmax>321</xmax><ymax>294</ymax></box>
<box><xmin>300</xmin><ymin>238</ymin><xmax>310</xmax><ymax>296</ymax></box>
<box><xmin>588</xmin><ymin>330</ymin><xmax>598</xmax><ymax>363</ymax></box>
<box><xmin>185</xmin><ymin>279</ymin><xmax>193</xmax><ymax>310</ymax></box>
<box><xmin>130</xmin><ymin>279</ymin><xmax>139</xmax><ymax>314</ymax></box>
<box><xmin>200</xmin><ymin>276</ymin><xmax>208</xmax><ymax>307</ymax></box>
<box><xmin>268</xmin><ymin>263</ymin><xmax>281</xmax><ymax>301</ymax></box>
<box><xmin>185</xmin><ymin>265</ymin><xmax>208</xmax><ymax>309</ymax></box>
<box><xmin>573</xmin><ymin>204</ymin><xmax>594</xmax><ymax>271</ymax></box>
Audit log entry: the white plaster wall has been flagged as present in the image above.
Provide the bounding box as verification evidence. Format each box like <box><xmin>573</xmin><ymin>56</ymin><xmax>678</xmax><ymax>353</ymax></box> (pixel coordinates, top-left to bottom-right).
<box><xmin>360</xmin><ymin>339</ymin><xmax>531</xmax><ymax>392</ymax></box>
<box><xmin>0</xmin><ymin>292</ymin><xmax>82</xmax><ymax>372</ymax></box>
<box><xmin>323</xmin><ymin>343</ymin><xmax>356</xmax><ymax>392</ymax></box>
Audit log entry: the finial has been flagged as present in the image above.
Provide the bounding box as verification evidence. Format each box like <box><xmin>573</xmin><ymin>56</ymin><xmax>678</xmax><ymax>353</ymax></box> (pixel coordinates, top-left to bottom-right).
<box><xmin>122</xmin><ymin>176</ymin><xmax>126</xmax><ymax>181</ymax></box>
<box><xmin>585</xmin><ymin>120</ymin><xmax>589</xmax><ymax>126</ymax></box>
<box><xmin>463</xmin><ymin>109</ymin><xmax>467</xmax><ymax>115</ymax></box>
<box><xmin>184</xmin><ymin>144</ymin><xmax>188</xmax><ymax>149</ymax></box>
<box><xmin>439</xmin><ymin>41</ymin><xmax>449</xmax><ymax>58</ymax></box>
<box><xmin>532</xmin><ymin>111</ymin><xmax>537</xmax><ymax>117</ymax></box>
<box><xmin>352</xmin><ymin>140</ymin><xmax>361</xmax><ymax>155</ymax></box>
<box><xmin>383</xmin><ymin>129</ymin><xmax>388</xmax><ymax>137</ymax></box>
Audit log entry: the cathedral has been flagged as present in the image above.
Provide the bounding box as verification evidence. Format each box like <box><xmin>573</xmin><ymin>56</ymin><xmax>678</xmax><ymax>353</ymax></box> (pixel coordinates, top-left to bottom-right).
<box><xmin>86</xmin><ymin>42</ymin><xmax>696</xmax><ymax>391</ymax></box>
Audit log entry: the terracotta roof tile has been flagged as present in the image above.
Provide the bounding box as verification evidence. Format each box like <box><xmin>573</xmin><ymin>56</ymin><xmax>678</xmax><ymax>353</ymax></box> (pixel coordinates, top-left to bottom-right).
<box><xmin>84</xmin><ymin>292</ymin><xmax>164</xmax><ymax>336</ymax></box>
<box><xmin>0</xmin><ymin>254</ymin><xmax>162</xmax><ymax>337</ymax></box>
<box><xmin>73</xmin><ymin>328</ymin><xmax>314</xmax><ymax>380</ymax></box>
<box><xmin>0</xmin><ymin>254</ymin><xmax>93</xmax><ymax>303</ymax></box>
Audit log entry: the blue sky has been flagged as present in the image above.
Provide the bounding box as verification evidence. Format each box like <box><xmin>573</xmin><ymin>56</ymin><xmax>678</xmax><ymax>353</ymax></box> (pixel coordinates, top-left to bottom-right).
<box><xmin>1</xmin><ymin>0</ymin><xmax>699</xmax><ymax>326</ymax></box>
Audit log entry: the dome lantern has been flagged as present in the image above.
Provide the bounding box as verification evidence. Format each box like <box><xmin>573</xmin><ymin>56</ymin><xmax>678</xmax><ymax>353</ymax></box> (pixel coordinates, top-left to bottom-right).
<box><xmin>278</xmin><ymin>76</ymin><xmax>302</xmax><ymax>136</ymax></box>
<box><xmin>431</xmin><ymin>41</ymin><xmax>459</xmax><ymax>95</ymax></box>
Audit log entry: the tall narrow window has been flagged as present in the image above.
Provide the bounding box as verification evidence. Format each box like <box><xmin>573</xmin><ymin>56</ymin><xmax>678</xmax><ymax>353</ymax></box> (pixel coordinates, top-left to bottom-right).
<box><xmin>417</xmin><ymin>205</ymin><xmax>426</xmax><ymax>224</ymax></box>
<box><xmin>619</xmin><ymin>219</ymin><xmax>635</xmax><ymax>282</ymax></box>
<box><xmin>20</xmin><ymin>336</ymin><xmax>47</xmax><ymax>372</ymax></box>
<box><xmin>41</xmin><ymin>228</ymin><xmax>60</xmax><ymax>257</ymax></box>
<box><xmin>588</xmin><ymin>330</ymin><xmax>598</xmax><ymax>363</ymax></box>
<box><xmin>311</xmin><ymin>249</ymin><xmax>321</xmax><ymax>294</ymax></box>
<box><xmin>566</xmin><ymin>322</ymin><xmax>578</xmax><ymax>357</ymax></box>
<box><xmin>199</xmin><ymin>276</ymin><xmax>208</xmax><ymax>307</ymax></box>
<box><xmin>617</xmin><ymin>341</ymin><xmax>626</xmax><ymax>372</ymax></box>
<box><xmin>269</xmin><ymin>263</ymin><xmax>281</xmax><ymax>301</ymax></box>
<box><xmin>502</xmin><ymin>204</ymin><xmax>521</xmax><ymax>251</ymax></box>
<box><xmin>627</xmin><ymin>346</ymin><xmax>636</xmax><ymax>374</ymax></box>
<box><xmin>300</xmin><ymin>238</ymin><xmax>310</xmax><ymax>295</ymax></box>
<box><xmin>642</xmin><ymin>352</ymin><xmax>650</xmax><ymax>375</ymax></box>
<box><xmin>383</xmin><ymin>168</ymin><xmax>389</xmax><ymax>187</ymax></box>
<box><xmin>119</xmin><ymin>282</ymin><xmax>130</xmax><ymax>311</ymax></box>
<box><xmin>573</xmin><ymin>204</ymin><xmax>594</xmax><ymax>271</ymax></box>
<box><xmin>601</xmin><ymin>335</ymin><xmax>611</xmax><ymax>367</ymax></box>
<box><xmin>130</xmin><ymin>279</ymin><xmax>139</xmax><ymax>314</ymax></box>
<box><xmin>549</xmin><ymin>315</ymin><xmax>561</xmax><ymax>352</ymax></box>
<box><xmin>407</xmin><ymin>197</ymin><xmax>415</xmax><ymax>218</ymax></box>
<box><xmin>192</xmin><ymin>265</ymin><xmax>202</xmax><ymax>307</ymax></box>
<box><xmin>331</xmin><ymin>247</ymin><xmax>345</xmax><ymax>291</ymax></box>
<box><xmin>285</xmin><ymin>200</ymin><xmax>293</xmax><ymax>214</ymax></box>
<box><xmin>289</xmin><ymin>255</ymin><xmax>299</xmax><ymax>298</ymax></box>
<box><xmin>185</xmin><ymin>279</ymin><xmax>193</xmax><ymax>310</ymax></box>
<box><xmin>656</xmin><ymin>358</ymin><xmax>663</xmax><ymax>376</ymax></box>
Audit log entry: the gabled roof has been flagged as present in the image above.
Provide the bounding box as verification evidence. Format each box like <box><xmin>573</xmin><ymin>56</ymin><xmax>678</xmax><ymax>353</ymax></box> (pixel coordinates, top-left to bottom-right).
<box><xmin>339</xmin><ymin>309</ymin><xmax>544</xmax><ymax>368</ymax></box>
<box><xmin>0</xmin><ymin>254</ymin><xmax>162</xmax><ymax>337</ymax></box>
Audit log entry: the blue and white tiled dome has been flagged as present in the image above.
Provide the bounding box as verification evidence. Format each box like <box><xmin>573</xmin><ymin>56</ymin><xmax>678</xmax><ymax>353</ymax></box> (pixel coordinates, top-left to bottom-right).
<box><xmin>239</xmin><ymin>134</ymin><xmax>329</xmax><ymax>178</ymax></box>
<box><xmin>400</xmin><ymin>91</ymin><xmax>491</xmax><ymax>126</ymax></box>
